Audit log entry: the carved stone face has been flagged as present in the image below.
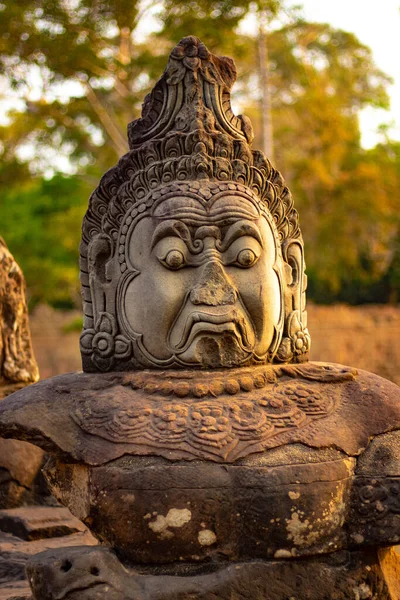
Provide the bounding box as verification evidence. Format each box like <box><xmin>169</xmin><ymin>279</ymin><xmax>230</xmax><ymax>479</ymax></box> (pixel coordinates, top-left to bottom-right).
<box><xmin>117</xmin><ymin>184</ymin><xmax>283</xmax><ymax>368</ymax></box>
<box><xmin>81</xmin><ymin>38</ymin><xmax>310</xmax><ymax>372</ymax></box>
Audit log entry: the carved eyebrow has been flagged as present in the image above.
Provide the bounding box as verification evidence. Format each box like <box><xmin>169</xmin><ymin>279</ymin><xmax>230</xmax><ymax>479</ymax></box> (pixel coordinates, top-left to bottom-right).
<box><xmin>151</xmin><ymin>220</ymin><xmax>196</xmax><ymax>252</ymax></box>
<box><xmin>218</xmin><ymin>221</ymin><xmax>263</xmax><ymax>252</ymax></box>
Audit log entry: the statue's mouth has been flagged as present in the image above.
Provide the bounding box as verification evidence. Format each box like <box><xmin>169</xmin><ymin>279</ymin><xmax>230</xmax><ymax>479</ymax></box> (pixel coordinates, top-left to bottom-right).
<box><xmin>55</xmin><ymin>581</ymin><xmax>112</xmax><ymax>600</ymax></box>
<box><xmin>170</xmin><ymin>308</ymin><xmax>254</xmax><ymax>354</ymax></box>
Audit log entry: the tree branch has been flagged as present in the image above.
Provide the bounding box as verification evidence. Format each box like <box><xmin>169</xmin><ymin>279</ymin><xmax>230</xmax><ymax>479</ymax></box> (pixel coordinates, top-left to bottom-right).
<box><xmin>84</xmin><ymin>83</ymin><xmax>128</xmax><ymax>156</ymax></box>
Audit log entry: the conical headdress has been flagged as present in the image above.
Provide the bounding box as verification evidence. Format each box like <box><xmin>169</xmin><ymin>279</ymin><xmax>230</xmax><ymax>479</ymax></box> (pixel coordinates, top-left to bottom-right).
<box><xmin>80</xmin><ymin>36</ymin><xmax>306</xmax><ymax>370</ymax></box>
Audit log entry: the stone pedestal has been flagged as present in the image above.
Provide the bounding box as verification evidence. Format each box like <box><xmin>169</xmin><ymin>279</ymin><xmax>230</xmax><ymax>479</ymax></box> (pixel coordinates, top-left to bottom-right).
<box><xmin>1</xmin><ymin>364</ymin><xmax>400</xmax><ymax>598</ymax></box>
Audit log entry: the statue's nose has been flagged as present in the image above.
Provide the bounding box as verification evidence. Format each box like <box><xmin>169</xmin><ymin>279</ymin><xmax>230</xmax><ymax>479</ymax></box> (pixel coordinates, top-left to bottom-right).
<box><xmin>190</xmin><ymin>260</ymin><xmax>237</xmax><ymax>306</ymax></box>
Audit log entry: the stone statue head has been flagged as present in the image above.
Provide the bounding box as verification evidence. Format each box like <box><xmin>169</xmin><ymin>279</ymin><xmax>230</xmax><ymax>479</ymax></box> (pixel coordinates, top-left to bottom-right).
<box><xmin>80</xmin><ymin>37</ymin><xmax>310</xmax><ymax>372</ymax></box>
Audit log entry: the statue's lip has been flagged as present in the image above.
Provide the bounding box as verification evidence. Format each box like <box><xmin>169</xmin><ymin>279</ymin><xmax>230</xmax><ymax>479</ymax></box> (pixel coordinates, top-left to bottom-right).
<box><xmin>55</xmin><ymin>580</ymin><xmax>110</xmax><ymax>600</ymax></box>
<box><xmin>172</xmin><ymin>309</ymin><xmax>252</xmax><ymax>352</ymax></box>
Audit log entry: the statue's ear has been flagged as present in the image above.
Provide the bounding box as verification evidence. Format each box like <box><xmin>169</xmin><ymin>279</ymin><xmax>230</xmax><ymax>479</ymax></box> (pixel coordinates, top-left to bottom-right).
<box><xmin>283</xmin><ymin>241</ymin><xmax>304</xmax><ymax>312</ymax></box>
<box><xmin>276</xmin><ymin>240</ymin><xmax>310</xmax><ymax>363</ymax></box>
<box><xmin>87</xmin><ymin>234</ymin><xmax>113</xmax><ymax>322</ymax></box>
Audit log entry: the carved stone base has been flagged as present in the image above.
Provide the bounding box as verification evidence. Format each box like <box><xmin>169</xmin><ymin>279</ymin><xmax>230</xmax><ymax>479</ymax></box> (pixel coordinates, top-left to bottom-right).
<box><xmin>2</xmin><ymin>365</ymin><xmax>400</xmax><ymax>598</ymax></box>
<box><xmin>26</xmin><ymin>545</ymin><xmax>400</xmax><ymax>600</ymax></box>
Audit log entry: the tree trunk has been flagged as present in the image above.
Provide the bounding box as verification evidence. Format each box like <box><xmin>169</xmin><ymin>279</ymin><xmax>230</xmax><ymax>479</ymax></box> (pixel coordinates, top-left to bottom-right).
<box><xmin>258</xmin><ymin>18</ymin><xmax>274</xmax><ymax>162</ymax></box>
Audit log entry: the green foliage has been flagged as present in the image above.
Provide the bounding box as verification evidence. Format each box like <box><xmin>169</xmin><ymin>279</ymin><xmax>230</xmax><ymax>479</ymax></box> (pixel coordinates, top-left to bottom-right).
<box><xmin>62</xmin><ymin>316</ymin><xmax>84</xmax><ymax>333</ymax></box>
<box><xmin>1</xmin><ymin>174</ymin><xmax>91</xmax><ymax>307</ymax></box>
<box><xmin>0</xmin><ymin>0</ymin><xmax>399</xmax><ymax>306</ymax></box>
<box><xmin>236</xmin><ymin>20</ymin><xmax>399</xmax><ymax>303</ymax></box>
<box><xmin>0</xmin><ymin>0</ymin><xmax>165</xmax><ymax>173</ymax></box>
<box><xmin>158</xmin><ymin>0</ymin><xmax>252</xmax><ymax>51</ymax></box>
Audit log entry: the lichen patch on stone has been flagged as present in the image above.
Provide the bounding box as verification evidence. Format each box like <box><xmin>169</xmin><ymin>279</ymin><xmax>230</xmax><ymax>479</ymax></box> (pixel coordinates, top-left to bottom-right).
<box><xmin>288</xmin><ymin>491</ymin><xmax>300</xmax><ymax>500</ymax></box>
<box><xmin>353</xmin><ymin>583</ymin><xmax>372</xmax><ymax>600</ymax></box>
<box><xmin>147</xmin><ymin>508</ymin><xmax>192</xmax><ymax>539</ymax></box>
<box><xmin>286</xmin><ymin>511</ymin><xmax>319</xmax><ymax>547</ymax></box>
<box><xmin>198</xmin><ymin>529</ymin><xmax>217</xmax><ymax>546</ymax></box>
<box><xmin>148</xmin><ymin>514</ymin><xmax>168</xmax><ymax>534</ymax></box>
<box><xmin>351</xmin><ymin>533</ymin><xmax>365</xmax><ymax>544</ymax></box>
<box><xmin>274</xmin><ymin>549</ymin><xmax>292</xmax><ymax>559</ymax></box>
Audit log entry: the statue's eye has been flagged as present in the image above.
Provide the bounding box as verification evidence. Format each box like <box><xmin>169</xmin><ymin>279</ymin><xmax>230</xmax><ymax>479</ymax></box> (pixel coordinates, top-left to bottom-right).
<box><xmin>236</xmin><ymin>248</ymin><xmax>258</xmax><ymax>267</ymax></box>
<box><xmin>163</xmin><ymin>249</ymin><xmax>185</xmax><ymax>270</ymax></box>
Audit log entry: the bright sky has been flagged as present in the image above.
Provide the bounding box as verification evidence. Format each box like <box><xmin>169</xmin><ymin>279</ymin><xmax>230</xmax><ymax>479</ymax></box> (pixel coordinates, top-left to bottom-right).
<box><xmin>288</xmin><ymin>0</ymin><xmax>400</xmax><ymax>147</ymax></box>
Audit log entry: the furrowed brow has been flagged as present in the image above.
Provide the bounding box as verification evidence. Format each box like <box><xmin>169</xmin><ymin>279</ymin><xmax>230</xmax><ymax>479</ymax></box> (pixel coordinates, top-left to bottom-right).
<box><xmin>151</xmin><ymin>220</ymin><xmax>194</xmax><ymax>251</ymax></box>
<box><xmin>218</xmin><ymin>221</ymin><xmax>263</xmax><ymax>252</ymax></box>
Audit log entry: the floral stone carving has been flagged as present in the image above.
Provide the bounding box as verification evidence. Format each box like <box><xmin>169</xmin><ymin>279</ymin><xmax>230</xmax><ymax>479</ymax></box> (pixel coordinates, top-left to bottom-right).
<box><xmin>1</xmin><ymin>37</ymin><xmax>400</xmax><ymax>599</ymax></box>
<box><xmin>80</xmin><ymin>312</ymin><xmax>131</xmax><ymax>371</ymax></box>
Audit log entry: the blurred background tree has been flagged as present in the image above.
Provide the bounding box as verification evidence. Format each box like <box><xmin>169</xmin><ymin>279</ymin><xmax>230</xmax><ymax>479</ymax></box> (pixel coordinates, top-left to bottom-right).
<box><xmin>0</xmin><ymin>0</ymin><xmax>399</xmax><ymax>307</ymax></box>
